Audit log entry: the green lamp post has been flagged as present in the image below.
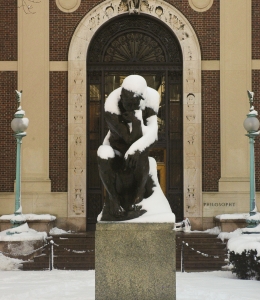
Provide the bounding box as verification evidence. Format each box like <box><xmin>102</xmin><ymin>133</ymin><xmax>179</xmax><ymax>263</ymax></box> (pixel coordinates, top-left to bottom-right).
<box><xmin>243</xmin><ymin>90</ymin><xmax>259</xmax><ymax>228</ymax></box>
<box><xmin>10</xmin><ymin>90</ymin><xmax>29</xmax><ymax>227</ymax></box>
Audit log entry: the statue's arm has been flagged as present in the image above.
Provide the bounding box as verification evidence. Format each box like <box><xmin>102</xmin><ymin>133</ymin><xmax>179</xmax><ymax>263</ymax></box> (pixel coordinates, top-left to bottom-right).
<box><xmin>126</xmin><ymin>110</ymin><xmax>158</xmax><ymax>155</ymax></box>
<box><xmin>105</xmin><ymin>111</ymin><xmax>144</xmax><ymax>145</ymax></box>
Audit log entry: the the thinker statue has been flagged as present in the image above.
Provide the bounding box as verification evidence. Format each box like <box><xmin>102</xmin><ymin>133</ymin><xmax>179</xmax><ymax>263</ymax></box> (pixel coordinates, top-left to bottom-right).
<box><xmin>97</xmin><ymin>75</ymin><xmax>160</xmax><ymax>221</ymax></box>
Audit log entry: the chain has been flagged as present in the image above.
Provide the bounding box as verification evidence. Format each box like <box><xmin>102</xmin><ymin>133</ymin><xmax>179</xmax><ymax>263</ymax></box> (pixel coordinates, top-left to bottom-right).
<box><xmin>181</xmin><ymin>241</ymin><xmax>227</xmax><ymax>259</ymax></box>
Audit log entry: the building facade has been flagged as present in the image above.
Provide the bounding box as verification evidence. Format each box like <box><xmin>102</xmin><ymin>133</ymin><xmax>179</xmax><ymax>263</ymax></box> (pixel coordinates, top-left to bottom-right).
<box><xmin>1</xmin><ymin>0</ymin><xmax>260</xmax><ymax>231</ymax></box>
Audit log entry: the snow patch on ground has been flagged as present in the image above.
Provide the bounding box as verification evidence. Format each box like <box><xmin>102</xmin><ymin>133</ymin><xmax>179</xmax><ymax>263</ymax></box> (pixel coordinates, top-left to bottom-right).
<box><xmin>0</xmin><ymin>253</ymin><xmax>23</xmax><ymax>271</ymax></box>
<box><xmin>0</xmin><ymin>270</ymin><xmax>259</xmax><ymax>299</ymax></box>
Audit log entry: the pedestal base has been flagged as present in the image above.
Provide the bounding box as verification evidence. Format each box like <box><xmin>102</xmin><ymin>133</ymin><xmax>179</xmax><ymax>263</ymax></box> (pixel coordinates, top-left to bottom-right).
<box><xmin>95</xmin><ymin>222</ymin><xmax>176</xmax><ymax>300</ymax></box>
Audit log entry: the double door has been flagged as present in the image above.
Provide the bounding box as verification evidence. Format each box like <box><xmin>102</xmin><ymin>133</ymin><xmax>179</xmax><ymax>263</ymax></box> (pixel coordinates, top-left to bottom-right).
<box><xmin>87</xmin><ymin>70</ymin><xmax>183</xmax><ymax>230</ymax></box>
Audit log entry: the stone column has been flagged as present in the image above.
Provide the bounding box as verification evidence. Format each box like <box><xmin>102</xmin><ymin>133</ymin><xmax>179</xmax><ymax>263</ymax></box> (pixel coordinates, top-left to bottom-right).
<box><xmin>17</xmin><ymin>1</ymin><xmax>51</xmax><ymax>192</ymax></box>
<box><xmin>219</xmin><ymin>0</ymin><xmax>252</xmax><ymax>192</ymax></box>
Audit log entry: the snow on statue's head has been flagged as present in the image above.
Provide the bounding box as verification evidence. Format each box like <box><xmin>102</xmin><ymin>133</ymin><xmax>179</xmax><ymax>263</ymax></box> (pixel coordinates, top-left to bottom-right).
<box><xmin>121</xmin><ymin>75</ymin><xmax>147</xmax><ymax>110</ymax></box>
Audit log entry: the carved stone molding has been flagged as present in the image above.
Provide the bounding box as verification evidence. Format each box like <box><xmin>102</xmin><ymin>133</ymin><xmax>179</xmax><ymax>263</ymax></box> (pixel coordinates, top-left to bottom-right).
<box><xmin>56</xmin><ymin>0</ymin><xmax>81</xmax><ymax>13</ymax></box>
<box><xmin>68</xmin><ymin>0</ymin><xmax>202</xmax><ymax>220</ymax></box>
<box><xmin>188</xmin><ymin>0</ymin><xmax>213</xmax><ymax>13</ymax></box>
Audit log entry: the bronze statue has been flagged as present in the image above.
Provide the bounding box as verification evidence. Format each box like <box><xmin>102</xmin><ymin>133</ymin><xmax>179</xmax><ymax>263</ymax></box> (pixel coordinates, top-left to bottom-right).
<box><xmin>97</xmin><ymin>75</ymin><xmax>160</xmax><ymax>221</ymax></box>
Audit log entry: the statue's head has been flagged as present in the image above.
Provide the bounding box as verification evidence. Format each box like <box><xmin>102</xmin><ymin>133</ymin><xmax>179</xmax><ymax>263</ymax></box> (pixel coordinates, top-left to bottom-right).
<box><xmin>120</xmin><ymin>75</ymin><xmax>147</xmax><ymax>111</ymax></box>
<box><xmin>120</xmin><ymin>88</ymin><xmax>143</xmax><ymax>111</ymax></box>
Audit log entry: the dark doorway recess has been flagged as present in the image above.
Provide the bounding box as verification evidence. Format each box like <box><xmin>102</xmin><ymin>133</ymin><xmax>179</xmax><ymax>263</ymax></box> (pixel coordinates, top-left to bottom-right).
<box><xmin>86</xmin><ymin>14</ymin><xmax>183</xmax><ymax>230</ymax></box>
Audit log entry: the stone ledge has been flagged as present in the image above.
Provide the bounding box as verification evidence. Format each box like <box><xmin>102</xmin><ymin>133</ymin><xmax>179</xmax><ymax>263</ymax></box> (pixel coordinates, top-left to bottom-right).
<box><xmin>214</xmin><ymin>217</ymin><xmax>247</xmax><ymax>232</ymax></box>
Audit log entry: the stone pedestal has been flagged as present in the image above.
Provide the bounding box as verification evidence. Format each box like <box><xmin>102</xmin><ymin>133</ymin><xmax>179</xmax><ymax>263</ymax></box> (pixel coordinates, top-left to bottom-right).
<box><xmin>95</xmin><ymin>222</ymin><xmax>176</xmax><ymax>300</ymax></box>
<box><xmin>214</xmin><ymin>217</ymin><xmax>247</xmax><ymax>232</ymax></box>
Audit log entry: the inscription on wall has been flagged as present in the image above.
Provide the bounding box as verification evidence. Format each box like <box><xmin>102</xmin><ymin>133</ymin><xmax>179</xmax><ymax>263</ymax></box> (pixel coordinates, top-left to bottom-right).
<box><xmin>204</xmin><ymin>202</ymin><xmax>235</xmax><ymax>207</ymax></box>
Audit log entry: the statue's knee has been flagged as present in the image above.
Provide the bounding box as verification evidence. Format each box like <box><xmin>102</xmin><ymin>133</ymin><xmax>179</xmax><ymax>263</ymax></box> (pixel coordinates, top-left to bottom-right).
<box><xmin>97</xmin><ymin>145</ymin><xmax>115</xmax><ymax>159</ymax></box>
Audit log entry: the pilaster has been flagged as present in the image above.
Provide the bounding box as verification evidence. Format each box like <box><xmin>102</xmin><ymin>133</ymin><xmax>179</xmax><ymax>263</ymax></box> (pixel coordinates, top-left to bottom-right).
<box><xmin>17</xmin><ymin>0</ymin><xmax>50</xmax><ymax>191</ymax></box>
<box><xmin>219</xmin><ymin>0</ymin><xmax>252</xmax><ymax>192</ymax></box>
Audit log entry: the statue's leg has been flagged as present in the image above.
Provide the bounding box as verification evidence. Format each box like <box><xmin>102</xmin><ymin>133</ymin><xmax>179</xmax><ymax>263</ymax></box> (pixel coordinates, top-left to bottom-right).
<box><xmin>132</xmin><ymin>151</ymin><xmax>150</xmax><ymax>205</ymax></box>
<box><xmin>97</xmin><ymin>145</ymin><xmax>125</xmax><ymax>218</ymax></box>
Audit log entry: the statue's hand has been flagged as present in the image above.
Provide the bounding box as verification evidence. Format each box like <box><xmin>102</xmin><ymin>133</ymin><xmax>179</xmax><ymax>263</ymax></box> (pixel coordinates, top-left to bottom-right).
<box><xmin>122</xmin><ymin>111</ymin><xmax>136</xmax><ymax>123</ymax></box>
<box><xmin>125</xmin><ymin>151</ymin><xmax>140</xmax><ymax>169</ymax></box>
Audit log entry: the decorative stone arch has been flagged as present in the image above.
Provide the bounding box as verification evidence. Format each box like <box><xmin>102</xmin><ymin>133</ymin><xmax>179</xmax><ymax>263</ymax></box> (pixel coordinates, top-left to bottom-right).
<box><xmin>68</xmin><ymin>0</ymin><xmax>202</xmax><ymax>226</ymax></box>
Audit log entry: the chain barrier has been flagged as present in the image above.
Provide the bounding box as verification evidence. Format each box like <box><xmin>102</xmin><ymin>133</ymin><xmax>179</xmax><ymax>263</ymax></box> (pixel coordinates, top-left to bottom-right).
<box><xmin>1</xmin><ymin>238</ymin><xmax>95</xmax><ymax>271</ymax></box>
<box><xmin>180</xmin><ymin>240</ymin><xmax>228</xmax><ymax>273</ymax></box>
<box><xmin>48</xmin><ymin>240</ymin><xmax>95</xmax><ymax>271</ymax></box>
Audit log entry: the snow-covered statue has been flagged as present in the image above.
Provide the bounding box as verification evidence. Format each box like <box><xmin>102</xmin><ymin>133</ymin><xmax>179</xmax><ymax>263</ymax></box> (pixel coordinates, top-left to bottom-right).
<box><xmin>97</xmin><ymin>75</ymin><xmax>175</xmax><ymax>222</ymax></box>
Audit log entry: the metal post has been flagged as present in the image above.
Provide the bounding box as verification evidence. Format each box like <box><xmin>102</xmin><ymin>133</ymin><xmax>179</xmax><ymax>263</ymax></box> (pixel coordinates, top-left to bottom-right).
<box><xmin>14</xmin><ymin>134</ymin><xmax>22</xmax><ymax>214</ymax></box>
<box><xmin>249</xmin><ymin>135</ymin><xmax>256</xmax><ymax>216</ymax></box>
<box><xmin>10</xmin><ymin>90</ymin><xmax>29</xmax><ymax>228</ymax></box>
<box><xmin>181</xmin><ymin>242</ymin><xmax>185</xmax><ymax>273</ymax></box>
<box><xmin>243</xmin><ymin>90</ymin><xmax>260</xmax><ymax>229</ymax></box>
<box><xmin>49</xmin><ymin>240</ymin><xmax>54</xmax><ymax>271</ymax></box>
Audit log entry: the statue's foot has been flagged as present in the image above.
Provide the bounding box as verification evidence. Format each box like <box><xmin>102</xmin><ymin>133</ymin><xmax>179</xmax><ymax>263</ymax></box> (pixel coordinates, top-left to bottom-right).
<box><xmin>128</xmin><ymin>204</ymin><xmax>142</xmax><ymax>211</ymax></box>
<box><xmin>100</xmin><ymin>208</ymin><xmax>147</xmax><ymax>221</ymax></box>
<box><xmin>110</xmin><ymin>199</ymin><xmax>125</xmax><ymax>218</ymax></box>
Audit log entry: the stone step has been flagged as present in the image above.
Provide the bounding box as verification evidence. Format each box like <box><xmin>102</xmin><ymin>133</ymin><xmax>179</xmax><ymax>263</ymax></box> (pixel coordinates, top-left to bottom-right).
<box><xmin>34</xmin><ymin>255</ymin><xmax>94</xmax><ymax>263</ymax></box>
<box><xmin>22</xmin><ymin>261</ymin><xmax>95</xmax><ymax>271</ymax></box>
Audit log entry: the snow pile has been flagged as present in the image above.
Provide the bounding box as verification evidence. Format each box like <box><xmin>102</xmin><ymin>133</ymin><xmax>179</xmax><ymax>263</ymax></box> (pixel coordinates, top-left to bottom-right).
<box><xmin>0</xmin><ymin>223</ymin><xmax>47</xmax><ymax>242</ymax></box>
<box><xmin>203</xmin><ymin>226</ymin><xmax>221</xmax><ymax>235</ymax></box>
<box><xmin>217</xmin><ymin>220</ymin><xmax>260</xmax><ymax>255</ymax></box>
<box><xmin>0</xmin><ymin>214</ymin><xmax>56</xmax><ymax>221</ymax></box>
<box><xmin>218</xmin><ymin>228</ymin><xmax>243</xmax><ymax>242</ymax></box>
<box><xmin>215</xmin><ymin>212</ymin><xmax>260</xmax><ymax>221</ymax></box>
<box><xmin>215</xmin><ymin>213</ymin><xmax>249</xmax><ymax>220</ymax></box>
<box><xmin>49</xmin><ymin>227</ymin><xmax>71</xmax><ymax>235</ymax></box>
<box><xmin>0</xmin><ymin>253</ymin><xmax>23</xmax><ymax>271</ymax></box>
<box><xmin>227</xmin><ymin>234</ymin><xmax>260</xmax><ymax>255</ymax></box>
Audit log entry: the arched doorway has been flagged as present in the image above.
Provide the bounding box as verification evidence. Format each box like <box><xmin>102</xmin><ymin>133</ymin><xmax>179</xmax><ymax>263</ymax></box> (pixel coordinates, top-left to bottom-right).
<box><xmin>86</xmin><ymin>15</ymin><xmax>183</xmax><ymax>230</ymax></box>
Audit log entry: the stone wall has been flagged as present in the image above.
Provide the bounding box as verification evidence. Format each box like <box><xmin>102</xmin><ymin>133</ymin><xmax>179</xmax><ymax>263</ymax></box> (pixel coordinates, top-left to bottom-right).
<box><xmin>252</xmin><ymin>70</ymin><xmax>260</xmax><ymax>191</ymax></box>
<box><xmin>49</xmin><ymin>72</ymin><xmax>68</xmax><ymax>192</ymax></box>
<box><xmin>167</xmin><ymin>0</ymin><xmax>220</xmax><ymax>60</ymax></box>
<box><xmin>0</xmin><ymin>72</ymin><xmax>17</xmax><ymax>192</ymax></box>
<box><xmin>202</xmin><ymin>70</ymin><xmax>220</xmax><ymax>192</ymax></box>
<box><xmin>49</xmin><ymin>0</ymin><xmax>220</xmax><ymax>61</ymax></box>
<box><xmin>0</xmin><ymin>0</ymin><xmax>17</xmax><ymax>61</ymax></box>
<box><xmin>252</xmin><ymin>0</ymin><xmax>260</xmax><ymax>59</ymax></box>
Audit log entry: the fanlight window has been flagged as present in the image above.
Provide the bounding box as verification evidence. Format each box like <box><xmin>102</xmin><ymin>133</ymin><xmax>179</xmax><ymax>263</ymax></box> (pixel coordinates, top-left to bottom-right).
<box><xmin>104</xmin><ymin>33</ymin><xmax>165</xmax><ymax>62</ymax></box>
